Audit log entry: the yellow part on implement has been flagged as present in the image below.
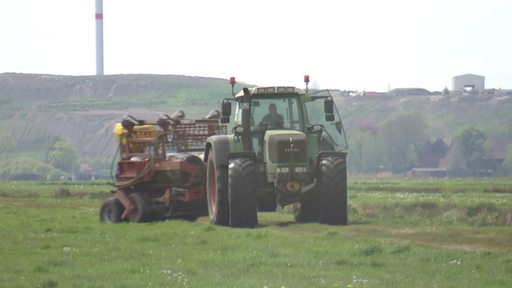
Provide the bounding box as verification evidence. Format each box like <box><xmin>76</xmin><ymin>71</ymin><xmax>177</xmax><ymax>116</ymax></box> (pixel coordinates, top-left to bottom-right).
<box><xmin>113</xmin><ymin>123</ymin><xmax>156</xmax><ymax>142</ymax></box>
<box><xmin>113</xmin><ymin>123</ymin><xmax>157</xmax><ymax>152</ymax></box>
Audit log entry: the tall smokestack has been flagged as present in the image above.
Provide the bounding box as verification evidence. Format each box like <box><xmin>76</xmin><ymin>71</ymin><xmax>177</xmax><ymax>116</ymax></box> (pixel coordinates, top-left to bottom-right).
<box><xmin>95</xmin><ymin>0</ymin><xmax>104</xmax><ymax>76</ymax></box>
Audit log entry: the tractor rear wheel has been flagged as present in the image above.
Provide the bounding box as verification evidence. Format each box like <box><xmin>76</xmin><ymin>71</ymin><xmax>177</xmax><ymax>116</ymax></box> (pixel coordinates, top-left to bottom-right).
<box><xmin>317</xmin><ymin>156</ymin><xmax>348</xmax><ymax>225</ymax></box>
<box><xmin>127</xmin><ymin>192</ymin><xmax>152</xmax><ymax>223</ymax></box>
<box><xmin>99</xmin><ymin>197</ymin><xmax>124</xmax><ymax>223</ymax></box>
<box><xmin>228</xmin><ymin>157</ymin><xmax>257</xmax><ymax>228</ymax></box>
<box><xmin>206</xmin><ymin>149</ymin><xmax>229</xmax><ymax>226</ymax></box>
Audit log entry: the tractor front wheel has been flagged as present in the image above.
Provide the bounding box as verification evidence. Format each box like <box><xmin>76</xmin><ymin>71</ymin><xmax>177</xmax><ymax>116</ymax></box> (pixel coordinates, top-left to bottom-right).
<box><xmin>228</xmin><ymin>157</ymin><xmax>257</xmax><ymax>228</ymax></box>
<box><xmin>318</xmin><ymin>156</ymin><xmax>348</xmax><ymax>225</ymax></box>
<box><xmin>206</xmin><ymin>149</ymin><xmax>229</xmax><ymax>226</ymax></box>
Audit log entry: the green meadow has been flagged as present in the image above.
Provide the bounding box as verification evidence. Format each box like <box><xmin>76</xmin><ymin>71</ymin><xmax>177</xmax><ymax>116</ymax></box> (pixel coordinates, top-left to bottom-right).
<box><xmin>1</xmin><ymin>179</ymin><xmax>511</xmax><ymax>288</ymax></box>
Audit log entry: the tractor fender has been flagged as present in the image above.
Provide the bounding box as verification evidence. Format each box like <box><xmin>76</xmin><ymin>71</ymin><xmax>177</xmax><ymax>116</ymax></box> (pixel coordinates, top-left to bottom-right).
<box><xmin>313</xmin><ymin>151</ymin><xmax>347</xmax><ymax>175</ymax></box>
<box><xmin>204</xmin><ymin>135</ymin><xmax>231</xmax><ymax>167</ymax></box>
<box><xmin>316</xmin><ymin>151</ymin><xmax>347</xmax><ymax>164</ymax></box>
<box><xmin>204</xmin><ymin>135</ymin><xmax>256</xmax><ymax>167</ymax></box>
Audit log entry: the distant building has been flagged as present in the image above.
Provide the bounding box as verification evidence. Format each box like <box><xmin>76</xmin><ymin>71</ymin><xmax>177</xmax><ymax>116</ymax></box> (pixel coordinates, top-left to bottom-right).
<box><xmin>411</xmin><ymin>168</ymin><xmax>447</xmax><ymax>178</ymax></box>
<box><xmin>452</xmin><ymin>74</ymin><xmax>485</xmax><ymax>95</ymax></box>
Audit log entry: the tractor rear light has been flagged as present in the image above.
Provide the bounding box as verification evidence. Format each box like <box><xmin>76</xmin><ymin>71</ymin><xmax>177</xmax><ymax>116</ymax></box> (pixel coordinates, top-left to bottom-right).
<box><xmin>230</xmin><ymin>77</ymin><xmax>236</xmax><ymax>85</ymax></box>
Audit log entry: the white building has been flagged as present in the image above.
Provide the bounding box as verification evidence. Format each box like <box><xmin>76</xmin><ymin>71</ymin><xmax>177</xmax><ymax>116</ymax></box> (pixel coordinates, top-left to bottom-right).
<box><xmin>452</xmin><ymin>74</ymin><xmax>485</xmax><ymax>95</ymax></box>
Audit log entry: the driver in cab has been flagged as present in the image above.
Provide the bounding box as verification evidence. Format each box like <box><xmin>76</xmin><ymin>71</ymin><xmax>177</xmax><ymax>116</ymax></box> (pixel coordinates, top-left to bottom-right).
<box><xmin>259</xmin><ymin>103</ymin><xmax>284</xmax><ymax>129</ymax></box>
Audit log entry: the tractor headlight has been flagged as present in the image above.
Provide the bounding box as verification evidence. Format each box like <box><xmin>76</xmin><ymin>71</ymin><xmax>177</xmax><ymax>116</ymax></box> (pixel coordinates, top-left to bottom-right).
<box><xmin>294</xmin><ymin>166</ymin><xmax>307</xmax><ymax>173</ymax></box>
<box><xmin>276</xmin><ymin>167</ymin><xmax>290</xmax><ymax>173</ymax></box>
<box><xmin>232</xmin><ymin>125</ymin><xmax>244</xmax><ymax>134</ymax></box>
<box><xmin>312</xmin><ymin>124</ymin><xmax>323</xmax><ymax>132</ymax></box>
<box><xmin>276</xmin><ymin>166</ymin><xmax>307</xmax><ymax>174</ymax></box>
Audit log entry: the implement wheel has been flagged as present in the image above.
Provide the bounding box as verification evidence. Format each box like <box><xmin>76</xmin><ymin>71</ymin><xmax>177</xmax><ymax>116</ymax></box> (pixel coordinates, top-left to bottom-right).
<box><xmin>318</xmin><ymin>156</ymin><xmax>348</xmax><ymax>225</ymax></box>
<box><xmin>99</xmin><ymin>197</ymin><xmax>124</xmax><ymax>223</ymax></box>
<box><xmin>228</xmin><ymin>157</ymin><xmax>257</xmax><ymax>228</ymax></box>
<box><xmin>206</xmin><ymin>149</ymin><xmax>229</xmax><ymax>226</ymax></box>
<box><xmin>127</xmin><ymin>192</ymin><xmax>152</xmax><ymax>223</ymax></box>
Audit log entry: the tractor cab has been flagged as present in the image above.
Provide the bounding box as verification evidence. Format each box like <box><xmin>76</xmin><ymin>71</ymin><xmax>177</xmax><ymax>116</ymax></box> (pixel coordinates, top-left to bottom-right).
<box><xmin>220</xmin><ymin>85</ymin><xmax>348</xmax><ymax>157</ymax></box>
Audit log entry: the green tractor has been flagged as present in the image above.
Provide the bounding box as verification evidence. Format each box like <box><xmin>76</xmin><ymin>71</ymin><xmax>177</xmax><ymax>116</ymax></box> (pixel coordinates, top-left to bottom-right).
<box><xmin>204</xmin><ymin>76</ymin><xmax>348</xmax><ymax>228</ymax></box>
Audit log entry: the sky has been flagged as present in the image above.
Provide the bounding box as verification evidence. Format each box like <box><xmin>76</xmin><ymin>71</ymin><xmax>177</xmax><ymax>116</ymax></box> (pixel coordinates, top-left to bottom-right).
<box><xmin>1</xmin><ymin>0</ymin><xmax>511</xmax><ymax>92</ymax></box>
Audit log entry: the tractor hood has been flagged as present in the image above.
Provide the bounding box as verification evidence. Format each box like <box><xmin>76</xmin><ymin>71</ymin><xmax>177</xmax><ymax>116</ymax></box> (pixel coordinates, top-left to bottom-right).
<box><xmin>264</xmin><ymin>130</ymin><xmax>308</xmax><ymax>163</ymax></box>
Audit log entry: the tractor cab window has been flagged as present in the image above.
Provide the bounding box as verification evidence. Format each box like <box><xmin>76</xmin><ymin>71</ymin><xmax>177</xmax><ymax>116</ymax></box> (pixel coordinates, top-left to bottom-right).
<box><xmin>250</xmin><ymin>97</ymin><xmax>302</xmax><ymax>131</ymax></box>
<box><xmin>305</xmin><ymin>97</ymin><xmax>348</xmax><ymax>152</ymax></box>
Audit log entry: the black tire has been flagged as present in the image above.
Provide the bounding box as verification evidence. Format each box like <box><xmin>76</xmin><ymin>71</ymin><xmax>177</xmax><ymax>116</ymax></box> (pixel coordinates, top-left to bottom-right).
<box><xmin>257</xmin><ymin>196</ymin><xmax>277</xmax><ymax>212</ymax></box>
<box><xmin>228</xmin><ymin>157</ymin><xmax>258</xmax><ymax>228</ymax></box>
<box><xmin>293</xmin><ymin>192</ymin><xmax>320</xmax><ymax>223</ymax></box>
<box><xmin>127</xmin><ymin>192</ymin><xmax>152</xmax><ymax>223</ymax></box>
<box><xmin>99</xmin><ymin>197</ymin><xmax>124</xmax><ymax>223</ymax></box>
<box><xmin>317</xmin><ymin>156</ymin><xmax>348</xmax><ymax>225</ymax></box>
<box><xmin>206</xmin><ymin>149</ymin><xmax>230</xmax><ymax>226</ymax></box>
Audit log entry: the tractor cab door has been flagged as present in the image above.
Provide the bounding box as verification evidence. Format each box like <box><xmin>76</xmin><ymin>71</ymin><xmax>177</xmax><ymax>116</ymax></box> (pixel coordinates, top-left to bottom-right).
<box><xmin>305</xmin><ymin>95</ymin><xmax>348</xmax><ymax>152</ymax></box>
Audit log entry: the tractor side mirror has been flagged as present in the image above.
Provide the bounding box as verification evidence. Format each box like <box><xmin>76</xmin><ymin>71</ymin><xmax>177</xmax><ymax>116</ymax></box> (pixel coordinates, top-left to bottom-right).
<box><xmin>324</xmin><ymin>98</ymin><xmax>334</xmax><ymax>122</ymax></box>
<box><xmin>221</xmin><ymin>100</ymin><xmax>231</xmax><ymax>123</ymax></box>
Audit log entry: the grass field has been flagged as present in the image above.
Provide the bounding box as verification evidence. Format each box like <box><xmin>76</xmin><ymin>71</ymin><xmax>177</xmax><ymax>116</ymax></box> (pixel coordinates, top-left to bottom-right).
<box><xmin>1</xmin><ymin>179</ymin><xmax>511</xmax><ymax>288</ymax></box>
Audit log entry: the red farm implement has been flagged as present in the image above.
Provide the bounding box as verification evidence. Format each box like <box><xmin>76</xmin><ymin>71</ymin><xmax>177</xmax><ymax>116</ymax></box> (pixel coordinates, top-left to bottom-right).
<box><xmin>99</xmin><ymin>111</ymin><xmax>225</xmax><ymax>223</ymax></box>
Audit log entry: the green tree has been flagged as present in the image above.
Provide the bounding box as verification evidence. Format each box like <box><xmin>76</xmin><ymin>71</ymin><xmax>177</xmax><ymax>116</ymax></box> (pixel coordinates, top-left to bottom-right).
<box><xmin>502</xmin><ymin>146</ymin><xmax>512</xmax><ymax>176</ymax></box>
<box><xmin>47</xmin><ymin>140</ymin><xmax>79</xmax><ymax>174</ymax></box>
<box><xmin>0</xmin><ymin>132</ymin><xmax>16</xmax><ymax>155</ymax></box>
<box><xmin>416</xmin><ymin>138</ymin><xmax>449</xmax><ymax>167</ymax></box>
<box><xmin>0</xmin><ymin>157</ymin><xmax>66</xmax><ymax>180</ymax></box>
<box><xmin>348</xmin><ymin>129</ymin><xmax>388</xmax><ymax>174</ymax></box>
<box><xmin>348</xmin><ymin>131</ymin><xmax>368</xmax><ymax>174</ymax></box>
<box><xmin>457</xmin><ymin>126</ymin><xmax>486</xmax><ymax>168</ymax></box>
<box><xmin>379</xmin><ymin>111</ymin><xmax>427</xmax><ymax>173</ymax></box>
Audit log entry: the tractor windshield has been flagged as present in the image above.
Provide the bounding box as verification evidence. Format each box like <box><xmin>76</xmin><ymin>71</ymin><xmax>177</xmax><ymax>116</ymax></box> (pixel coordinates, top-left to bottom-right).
<box><xmin>241</xmin><ymin>96</ymin><xmax>303</xmax><ymax>131</ymax></box>
<box><xmin>305</xmin><ymin>96</ymin><xmax>348</xmax><ymax>152</ymax></box>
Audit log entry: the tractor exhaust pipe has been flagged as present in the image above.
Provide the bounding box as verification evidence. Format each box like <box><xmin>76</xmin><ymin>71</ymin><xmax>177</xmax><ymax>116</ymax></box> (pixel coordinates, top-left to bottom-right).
<box><xmin>241</xmin><ymin>88</ymin><xmax>253</xmax><ymax>151</ymax></box>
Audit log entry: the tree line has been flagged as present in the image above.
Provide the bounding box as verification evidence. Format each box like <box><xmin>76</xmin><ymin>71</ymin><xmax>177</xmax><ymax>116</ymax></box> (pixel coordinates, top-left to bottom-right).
<box><xmin>347</xmin><ymin>111</ymin><xmax>512</xmax><ymax>177</ymax></box>
<box><xmin>0</xmin><ymin>134</ymin><xmax>83</xmax><ymax>181</ymax></box>
<box><xmin>1</xmin><ymin>111</ymin><xmax>511</xmax><ymax>180</ymax></box>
